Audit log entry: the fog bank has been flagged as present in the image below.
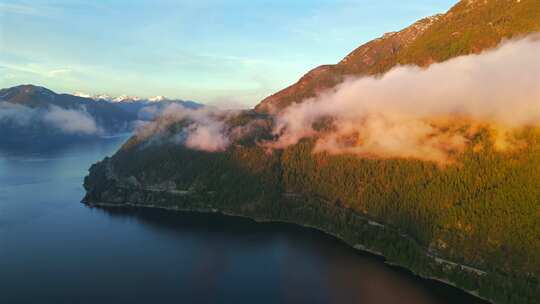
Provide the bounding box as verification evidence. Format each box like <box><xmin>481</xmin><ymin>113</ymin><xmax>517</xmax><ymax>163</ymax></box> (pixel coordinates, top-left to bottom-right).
<box><xmin>0</xmin><ymin>102</ymin><xmax>99</xmax><ymax>135</ymax></box>
<box><xmin>266</xmin><ymin>35</ymin><xmax>540</xmax><ymax>162</ymax></box>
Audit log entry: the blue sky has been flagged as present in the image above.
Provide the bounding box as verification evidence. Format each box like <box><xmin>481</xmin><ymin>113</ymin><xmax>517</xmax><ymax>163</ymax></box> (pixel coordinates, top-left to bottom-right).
<box><xmin>0</xmin><ymin>0</ymin><xmax>456</xmax><ymax>106</ymax></box>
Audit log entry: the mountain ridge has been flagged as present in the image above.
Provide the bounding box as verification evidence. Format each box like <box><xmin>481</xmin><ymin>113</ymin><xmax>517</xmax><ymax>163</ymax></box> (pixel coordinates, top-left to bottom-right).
<box><xmin>255</xmin><ymin>0</ymin><xmax>540</xmax><ymax>114</ymax></box>
<box><xmin>254</xmin><ymin>14</ymin><xmax>443</xmax><ymax>113</ymax></box>
<box><xmin>83</xmin><ymin>1</ymin><xmax>540</xmax><ymax>303</ymax></box>
<box><xmin>0</xmin><ymin>84</ymin><xmax>202</xmax><ymax>148</ymax></box>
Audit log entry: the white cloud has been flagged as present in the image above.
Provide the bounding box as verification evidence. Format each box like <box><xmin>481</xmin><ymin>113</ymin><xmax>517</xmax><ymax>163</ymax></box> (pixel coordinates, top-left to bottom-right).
<box><xmin>265</xmin><ymin>35</ymin><xmax>540</xmax><ymax>163</ymax></box>
<box><xmin>0</xmin><ymin>3</ymin><xmax>44</xmax><ymax>16</ymax></box>
<box><xmin>0</xmin><ymin>62</ymin><xmax>73</xmax><ymax>78</ymax></box>
<box><xmin>136</xmin><ymin>103</ymin><xmax>234</xmax><ymax>152</ymax></box>
<box><xmin>0</xmin><ymin>102</ymin><xmax>100</xmax><ymax>135</ymax></box>
<box><xmin>42</xmin><ymin>105</ymin><xmax>99</xmax><ymax>135</ymax></box>
<box><xmin>47</xmin><ymin>68</ymin><xmax>72</xmax><ymax>77</ymax></box>
<box><xmin>0</xmin><ymin>102</ymin><xmax>35</xmax><ymax>125</ymax></box>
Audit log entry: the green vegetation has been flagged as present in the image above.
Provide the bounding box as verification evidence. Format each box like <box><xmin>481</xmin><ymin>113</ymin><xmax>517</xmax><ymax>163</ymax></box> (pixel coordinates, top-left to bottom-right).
<box><xmin>399</xmin><ymin>0</ymin><xmax>540</xmax><ymax>65</ymax></box>
<box><xmin>85</xmin><ymin>123</ymin><xmax>540</xmax><ymax>304</ymax></box>
<box><xmin>83</xmin><ymin>1</ymin><xmax>540</xmax><ymax>303</ymax></box>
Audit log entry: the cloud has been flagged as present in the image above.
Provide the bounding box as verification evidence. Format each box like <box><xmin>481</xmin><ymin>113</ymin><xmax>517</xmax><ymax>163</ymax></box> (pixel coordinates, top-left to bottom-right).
<box><xmin>42</xmin><ymin>105</ymin><xmax>99</xmax><ymax>135</ymax></box>
<box><xmin>137</xmin><ymin>105</ymin><xmax>161</xmax><ymax>120</ymax></box>
<box><xmin>131</xmin><ymin>35</ymin><xmax>540</xmax><ymax>161</ymax></box>
<box><xmin>136</xmin><ymin>103</ymin><xmax>234</xmax><ymax>152</ymax></box>
<box><xmin>183</xmin><ymin>120</ymin><xmax>230</xmax><ymax>152</ymax></box>
<box><xmin>0</xmin><ymin>102</ymin><xmax>100</xmax><ymax>135</ymax></box>
<box><xmin>47</xmin><ymin>68</ymin><xmax>72</xmax><ymax>77</ymax></box>
<box><xmin>0</xmin><ymin>62</ymin><xmax>74</xmax><ymax>79</ymax></box>
<box><xmin>0</xmin><ymin>1</ymin><xmax>67</xmax><ymax>18</ymax></box>
<box><xmin>207</xmin><ymin>98</ymin><xmax>251</xmax><ymax>110</ymax></box>
<box><xmin>0</xmin><ymin>3</ymin><xmax>45</xmax><ymax>16</ymax></box>
<box><xmin>0</xmin><ymin>102</ymin><xmax>35</xmax><ymax>126</ymax></box>
<box><xmin>265</xmin><ymin>35</ymin><xmax>540</xmax><ymax>163</ymax></box>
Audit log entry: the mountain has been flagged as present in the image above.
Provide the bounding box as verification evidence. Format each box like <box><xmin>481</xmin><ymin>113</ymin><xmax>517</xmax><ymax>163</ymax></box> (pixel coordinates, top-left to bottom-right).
<box><xmin>0</xmin><ymin>85</ymin><xmax>201</xmax><ymax>148</ymax></box>
<box><xmin>255</xmin><ymin>0</ymin><xmax>540</xmax><ymax>113</ymax></box>
<box><xmin>71</xmin><ymin>91</ymin><xmax>201</xmax><ymax>119</ymax></box>
<box><xmin>106</xmin><ymin>96</ymin><xmax>202</xmax><ymax>121</ymax></box>
<box><xmin>83</xmin><ymin>1</ymin><xmax>540</xmax><ymax>303</ymax></box>
<box><xmin>72</xmin><ymin>91</ymin><xmax>199</xmax><ymax>105</ymax></box>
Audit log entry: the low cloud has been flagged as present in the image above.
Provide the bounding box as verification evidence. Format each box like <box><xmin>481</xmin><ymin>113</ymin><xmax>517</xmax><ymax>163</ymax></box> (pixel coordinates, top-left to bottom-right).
<box><xmin>137</xmin><ymin>105</ymin><xmax>162</xmax><ymax>121</ymax></box>
<box><xmin>42</xmin><ymin>106</ymin><xmax>99</xmax><ymax>135</ymax></box>
<box><xmin>183</xmin><ymin>120</ymin><xmax>230</xmax><ymax>151</ymax></box>
<box><xmin>136</xmin><ymin>103</ymin><xmax>235</xmax><ymax>152</ymax></box>
<box><xmin>264</xmin><ymin>35</ymin><xmax>540</xmax><ymax>163</ymax></box>
<box><xmin>131</xmin><ymin>35</ymin><xmax>540</xmax><ymax>162</ymax></box>
<box><xmin>0</xmin><ymin>102</ymin><xmax>100</xmax><ymax>135</ymax></box>
<box><xmin>0</xmin><ymin>102</ymin><xmax>35</xmax><ymax>126</ymax></box>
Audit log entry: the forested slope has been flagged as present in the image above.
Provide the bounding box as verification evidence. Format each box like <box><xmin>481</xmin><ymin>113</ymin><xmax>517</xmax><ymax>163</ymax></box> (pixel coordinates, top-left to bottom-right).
<box><xmin>84</xmin><ymin>1</ymin><xmax>540</xmax><ymax>303</ymax></box>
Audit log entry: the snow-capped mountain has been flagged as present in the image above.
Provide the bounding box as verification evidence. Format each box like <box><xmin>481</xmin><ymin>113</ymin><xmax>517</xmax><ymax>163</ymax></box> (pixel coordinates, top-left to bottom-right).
<box><xmin>72</xmin><ymin>92</ymin><xmax>189</xmax><ymax>104</ymax></box>
<box><xmin>148</xmin><ymin>95</ymin><xmax>167</xmax><ymax>102</ymax></box>
<box><xmin>112</xmin><ymin>95</ymin><xmax>142</xmax><ymax>103</ymax></box>
<box><xmin>72</xmin><ymin>92</ymin><xmax>93</xmax><ymax>98</ymax></box>
<box><xmin>0</xmin><ymin>85</ymin><xmax>137</xmax><ymax>148</ymax></box>
<box><xmin>73</xmin><ymin>92</ymin><xmax>112</xmax><ymax>101</ymax></box>
<box><xmin>0</xmin><ymin>84</ymin><xmax>204</xmax><ymax>148</ymax></box>
<box><xmin>70</xmin><ymin>90</ymin><xmax>202</xmax><ymax>120</ymax></box>
<box><xmin>72</xmin><ymin>92</ymin><xmax>140</xmax><ymax>102</ymax></box>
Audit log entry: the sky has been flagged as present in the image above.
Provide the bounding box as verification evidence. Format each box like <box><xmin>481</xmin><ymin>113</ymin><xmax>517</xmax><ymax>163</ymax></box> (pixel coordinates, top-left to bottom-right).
<box><xmin>0</xmin><ymin>0</ymin><xmax>456</xmax><ymax>107</ymax></box>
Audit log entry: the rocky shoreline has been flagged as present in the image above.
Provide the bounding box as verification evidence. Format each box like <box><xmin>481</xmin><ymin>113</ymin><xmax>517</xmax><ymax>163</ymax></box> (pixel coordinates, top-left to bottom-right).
<box><xmin>82</xmin><ymin>194</ymin><xmax>492</xmax><ymax>304</ymax></box>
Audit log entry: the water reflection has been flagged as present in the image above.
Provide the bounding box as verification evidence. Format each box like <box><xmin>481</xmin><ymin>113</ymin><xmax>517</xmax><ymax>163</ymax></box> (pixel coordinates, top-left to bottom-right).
<box><xmin>93</xmin><ymin>206</ymin><xmax>487</xmax><ymax>304</ymax></box>
<box><xmin>0</xmin><ymin>137</ymin><xmax>486</xmax><ymax>304</ymax></box>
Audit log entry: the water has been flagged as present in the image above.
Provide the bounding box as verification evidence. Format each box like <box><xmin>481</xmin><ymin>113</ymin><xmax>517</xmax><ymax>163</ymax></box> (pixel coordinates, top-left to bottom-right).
<box><xmin>0</xmin><ymin>137</ymin><xmax>485</xmax><ymax>304</ymax></box>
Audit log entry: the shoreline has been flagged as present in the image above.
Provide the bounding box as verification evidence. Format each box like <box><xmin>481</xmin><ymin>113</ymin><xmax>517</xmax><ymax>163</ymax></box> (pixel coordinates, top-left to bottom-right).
<box><xmin>84</xmin><ymin>200</ymin><xmax>492</xmax><ymax>304</ymax></box>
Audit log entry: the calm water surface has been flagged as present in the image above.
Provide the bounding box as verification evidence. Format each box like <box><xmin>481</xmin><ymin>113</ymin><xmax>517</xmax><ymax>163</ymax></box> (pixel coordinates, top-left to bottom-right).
<box><xmin>0</xmin><ymin>137</ymin><xmax>486</xmax><ymax>304</ymax></box>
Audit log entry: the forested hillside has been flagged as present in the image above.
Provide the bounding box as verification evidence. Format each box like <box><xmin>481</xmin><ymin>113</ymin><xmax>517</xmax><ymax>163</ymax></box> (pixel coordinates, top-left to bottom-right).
<box><xmin>84</xmin><ymin>1</ymin><xmax>540</xmax><ymax>303</ymax></box>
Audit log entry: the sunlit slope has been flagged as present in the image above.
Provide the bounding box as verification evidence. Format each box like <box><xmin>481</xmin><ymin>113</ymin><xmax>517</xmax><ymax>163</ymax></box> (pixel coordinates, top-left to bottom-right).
<box><xmin>84</xmin><ymin>1</ymin><xmax>540</xmax><ymax>303</ymax></box>
<box><xmin>255</xmin><ymin>0</ymin><xmax>540</xmax><ymax>113</ymax></box>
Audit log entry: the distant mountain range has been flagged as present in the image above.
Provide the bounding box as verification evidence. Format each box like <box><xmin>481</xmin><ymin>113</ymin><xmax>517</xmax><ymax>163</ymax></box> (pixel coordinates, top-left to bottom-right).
<box><xmin>0</xmin><ymin>84</ymin><xmax>202</xmax><ymax>148</ymax></box>
<box><xmin>72</xmin><ymin>91</ymin><xmax>200</xmax><ymax>106</ymax></box>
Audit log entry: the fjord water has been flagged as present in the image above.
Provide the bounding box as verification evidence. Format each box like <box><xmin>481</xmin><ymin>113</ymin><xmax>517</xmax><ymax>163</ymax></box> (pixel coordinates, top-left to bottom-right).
<box><xmin>0</xmin><ymin>137</ymin><xmax>484</xmax><ymax>304</ymax></box>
